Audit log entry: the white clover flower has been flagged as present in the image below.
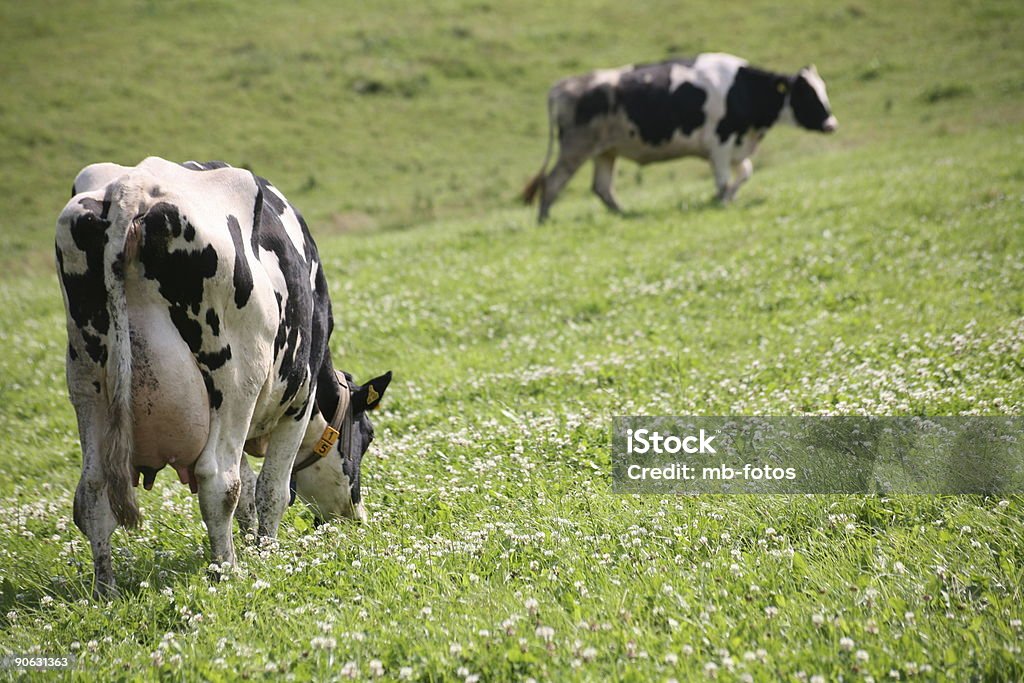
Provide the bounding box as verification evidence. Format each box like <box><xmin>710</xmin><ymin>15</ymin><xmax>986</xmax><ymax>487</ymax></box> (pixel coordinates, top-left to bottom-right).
<box><xmin>310</xmin><ymin>636</ymin><xmax>336</xmax><ymax>650</ymax></box>
<box><xmin>840</xmin><ymin>637</ymin><xmax>855</xmax><ymax>652</ymax></box>
<box><xmin>582</xmin><ymin>647</ymin><xmax>597</xmax><ymax>662</ymax></box>
<box><xmin>764</xmin><ymin>606</ymin><xmax>779</xmax><ymax>619</ymax></box>
<box><xmin>535</xmin><ymin>625</ymin><xmax>555</xmax><ymax>641</ymax></box>
<box><xmin>449</xmin><ymin>642</ymin><xmax>463</xmax><ymax>656</ymax></box>
<box><xmin>525</xmin><ymin>597</ymin><xmax>539</xmax><ymax>614</ymax></box>
<box><xmin>682</xmin><ymin>645</ymin><xmax>694</xmax><ymax>656</ymax></box>
<box><xmin>368</xmin><ymin>659</ymin><xmax>384</xmax><ymax>677</ymax></box>
<box><xmin>855</xmin><ymin>650</ymin><xmax>870</xmax><ymax>663</ymax></box>
<box><xmin>703</xmin><ymin>661</ymin><xmax>719</xmax><ymax>679</ymax></box>
<box><xmin>665</xmin><ymin>653</ymin><xmax>679</xmax><ymax>665</ymax></box>
<box><xmin>812</xmin><ymin>613</ymin><xmax>825</xmax><ymax>628</ymax></box>
<box><xmin>398</xmin><ymin>667</ymin><xmax>414</xmax><ymax>680</ymax></box>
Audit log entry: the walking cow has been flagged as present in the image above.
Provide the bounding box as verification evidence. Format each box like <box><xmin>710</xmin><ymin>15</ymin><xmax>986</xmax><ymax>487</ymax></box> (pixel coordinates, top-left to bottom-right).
<box><xmin>522</xmin><ymin>53</ymin><xmax>837</xmax><ymax>222</ymax></box>
<box><xmin>56</xmin><ymin>157</ymin><xmax>391</xmax><ymax>597</ymax></box>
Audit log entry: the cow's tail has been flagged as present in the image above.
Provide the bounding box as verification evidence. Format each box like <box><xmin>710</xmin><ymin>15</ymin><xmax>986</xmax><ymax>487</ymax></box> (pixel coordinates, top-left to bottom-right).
<box><xmin>521</xmin><ymin>92</ymin><xmax>557</xmax><ymax>205</ymax></box>
<box><xmin>101</xmin><ymin>182</ymin><xmax>145</xmax><ymax>529</ymax></box>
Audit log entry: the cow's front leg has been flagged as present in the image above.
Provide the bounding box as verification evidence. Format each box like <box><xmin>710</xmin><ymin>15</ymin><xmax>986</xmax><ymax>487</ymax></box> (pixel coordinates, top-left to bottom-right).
<box><xmin>709</xmin><ymin>146</ymin><xmax>734</xmax><ymax>203</ymax></box>
<box><xmin>194</xmin><ymin>427</ymin><xmax>243</xmax><ymax>567</ymax></box>
<box><xmin>723</xmin><ymin>158</ymin><xmax>753</xmax><ymax>202</ymax></box>
<box><xmin>235</xmin><ymin>455</ymin><xmax>258</xmax><ymax>539</ymax></box>
<box><xmin>256</xmin><ymin>398</ymin><xmax>314</xmax><ymax>540</ymax></box>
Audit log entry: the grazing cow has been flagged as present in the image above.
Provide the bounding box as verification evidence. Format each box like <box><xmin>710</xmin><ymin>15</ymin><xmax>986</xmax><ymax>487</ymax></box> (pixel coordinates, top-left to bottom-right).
<box><xmin>56</xmin><ymin>156</ymin><xmax>391</xmax><ymax>596</ymax></box>
<box><xmin>522</xmin><ymin>53</ymin><xmax>837</xmax><ymax>222</ymax></box>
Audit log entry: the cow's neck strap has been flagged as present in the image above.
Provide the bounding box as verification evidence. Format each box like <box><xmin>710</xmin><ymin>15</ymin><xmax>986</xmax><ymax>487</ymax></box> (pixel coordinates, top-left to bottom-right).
<box><xmin>292</xmin><ymin>370</ymin><xmax>351</xmax><ymax>475</ymax></box>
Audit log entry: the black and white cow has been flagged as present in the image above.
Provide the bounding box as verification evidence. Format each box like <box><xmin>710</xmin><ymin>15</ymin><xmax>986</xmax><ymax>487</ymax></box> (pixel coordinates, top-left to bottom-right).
<box><xmin>56</xmin><ymin>156</ymin><xmax>391</xmax><ymax>596</ymax></box>
<box><xmin>522</xmin><ymin>53</ymin><xmax>837</xmax><ymax>222</ymax></box>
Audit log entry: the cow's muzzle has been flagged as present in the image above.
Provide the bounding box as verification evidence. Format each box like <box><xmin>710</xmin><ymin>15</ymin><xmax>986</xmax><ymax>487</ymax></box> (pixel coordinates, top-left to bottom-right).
<box><xmin>822</xmin><ymin>116</ymin><xmax>838</xmax><ymax>133</ymax></box>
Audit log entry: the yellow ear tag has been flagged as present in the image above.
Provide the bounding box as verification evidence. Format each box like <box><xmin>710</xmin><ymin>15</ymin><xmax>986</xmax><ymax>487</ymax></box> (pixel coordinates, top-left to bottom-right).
<box><xmin>367</xmin><ymin>385</ymin><xmax>380</xmax><ymax>406</ymax></box>
<box><xmin>777</xmin><ymin>82</ymin><xmax>788</xmax><ymax>94</ymax></box>
<box><xmin>314</xmin><ymin>425</ymin><xmax>340</xmax><ymax>457</ymax></box>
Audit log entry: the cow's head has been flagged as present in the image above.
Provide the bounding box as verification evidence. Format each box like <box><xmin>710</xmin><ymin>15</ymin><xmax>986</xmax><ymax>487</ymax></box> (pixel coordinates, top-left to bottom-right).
<box><xmin>293</xmin><ymin>370</ymin><xmax>392</xmax><ymax>524</ymax></box>
<box><xmin>788</xmin><ymin>65</ymin><xmax>837</xmax><ymax>133</ymax></box>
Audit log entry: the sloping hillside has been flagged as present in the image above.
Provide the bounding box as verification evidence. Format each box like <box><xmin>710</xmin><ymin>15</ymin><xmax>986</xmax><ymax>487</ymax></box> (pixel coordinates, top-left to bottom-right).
<box><xmin>1</xmin><ymin>0</ymin><xmax>1023</xmax><ymax>680</ymax></box>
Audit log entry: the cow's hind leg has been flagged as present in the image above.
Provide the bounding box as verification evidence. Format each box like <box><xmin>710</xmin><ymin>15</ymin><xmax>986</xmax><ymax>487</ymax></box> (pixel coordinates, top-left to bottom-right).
<box><xmin>235</xmin><ymin>455</ymin><xmax>258</xmax><ymax>539</ymax></box>
<box><xmin>74</xmin><ymin>463</ymin><xmax>119</xmax><ymax>598</ymax></box>
<box><xmin>193</xmin><ymin>424</ymin><xmax>245</xmax><ymax>569</ymax></box>
<box><xmin>591</xmin><ymin>152</ymin><xmax>622</xmax><ymax>213</ymax></box>
<box><xmin>256</xmin><ymin>397</ymin><xmax>315</xmax><ymax>540</ymax></box>
<box><xmin>71</xmin><ymin>406</ymin><xmax>119</xmax><ymax>598</ymax></box>
<box><xmin>538</xmin><ymin>140</ymin><xmax>591</xmax><ymax>223</ymax></box>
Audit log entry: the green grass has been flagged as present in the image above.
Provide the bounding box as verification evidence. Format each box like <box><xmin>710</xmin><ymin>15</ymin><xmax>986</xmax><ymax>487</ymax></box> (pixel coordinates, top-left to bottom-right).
<box><xmin>2</xmin><ymin>0</ymin><xmax>1024</xmax><ymax>680</ymax></box>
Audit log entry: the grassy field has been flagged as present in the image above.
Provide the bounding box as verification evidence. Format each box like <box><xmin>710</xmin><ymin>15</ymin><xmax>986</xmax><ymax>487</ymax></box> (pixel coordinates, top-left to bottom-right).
<box><xmin>2</xmin><ymin>0</ymin><xmax>1024</xmax><ymax>680</ymax></box>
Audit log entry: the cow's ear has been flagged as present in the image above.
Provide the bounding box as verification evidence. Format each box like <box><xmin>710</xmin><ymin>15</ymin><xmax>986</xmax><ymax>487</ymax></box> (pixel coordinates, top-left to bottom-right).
<box><xmin>352</xmin><ymin>371</ymin><xmax>392</xmax><ymax>413</ymax></box>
